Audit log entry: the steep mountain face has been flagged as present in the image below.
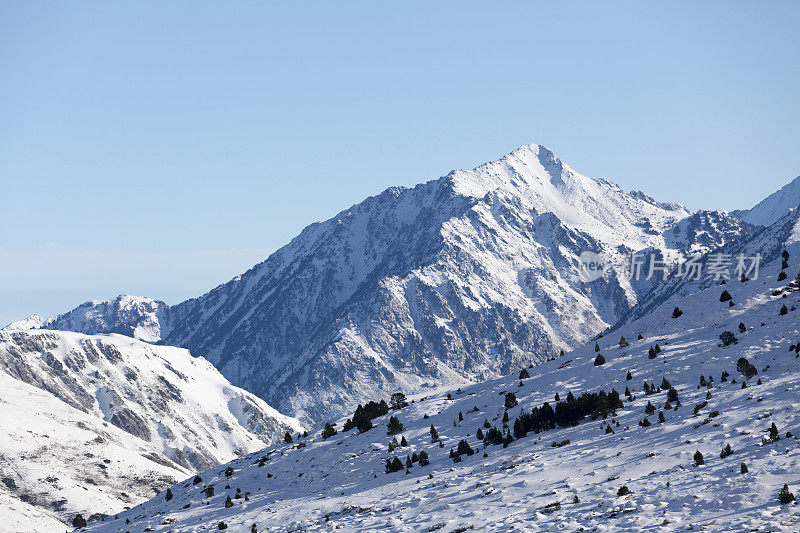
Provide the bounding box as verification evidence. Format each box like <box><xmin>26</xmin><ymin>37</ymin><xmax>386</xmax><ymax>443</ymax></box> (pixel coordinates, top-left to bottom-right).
<box><xmin>157</xmin><ymin>144</ymin><xmax>747</xmax><ymax>423</ymax></box>
<box><xmin>0</xmin><ymin>329</ymin><xmax>303</xmax><ymax>528</ymax></box>
<box><xmin>732</xmin><ymin>175</ymin><xmax>800</xmax><ymax>227</ymax></box>
<box><xmin>5</xmin><ymin>295</ymin><xmax>168</xmax><ymax>342</ymax></box>
<box><xmin>86</xmin><ymin>237</ymin><xmax>800</xmax><ymax>532</ymax></box>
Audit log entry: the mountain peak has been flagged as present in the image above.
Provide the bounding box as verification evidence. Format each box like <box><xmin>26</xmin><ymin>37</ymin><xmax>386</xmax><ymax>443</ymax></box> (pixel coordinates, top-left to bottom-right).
<box><xmin>732</xmin><ymin>174</ymin><xmax>800</xmax><ymax>227</ymax></box>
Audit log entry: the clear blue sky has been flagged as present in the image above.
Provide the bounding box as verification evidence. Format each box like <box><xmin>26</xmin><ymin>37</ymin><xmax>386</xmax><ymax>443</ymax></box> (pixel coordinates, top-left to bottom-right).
<box><xmin>1</xmin><ymin>1</ymin><xmax>799</xmax><ymax>325</ymax></box>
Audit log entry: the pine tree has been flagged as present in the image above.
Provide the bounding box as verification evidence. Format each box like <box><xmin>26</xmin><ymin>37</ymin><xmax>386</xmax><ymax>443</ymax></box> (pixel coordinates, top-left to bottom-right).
<box><xmin>648</xmin><ymin>346</ymin><xmax>657</xmax><ymax>359</ymax></box>
<box><xmin>778</xmin><ymin>271</ymin><xmax>788</xmax><ymax>281</ymax></box>
<box><xmin>458</xmin><ymin>411</ymin><xmax>464</xmax><ymax>422</ymax></box>
<box><xmin>645</xmin><ymin>401</ymin><xmax>655</xmax><ymax>415</ymax></box>
<box><xmin>284</xmin><ymin>431</ymin><xmax>293</xmax><ymax>444</ymax></box>
<box><xmin>769</xmin><ymin>422</ymin><xmax>780</xmax><ymax>441</ymax></box>
<box><xmin>595</xmin><ymin>342</ymin><xmax>600</xmax><ymax>352</ymax></box>
<box><xmin>429</xmin><ymin>424</ymin><xmax>439</xmax><ymax>442</ymax></box>
<box><xmin>740</xmin><ymin>462</ymin><xmax>748</xmax><ymax>474</ymax></box>
<box><xmin>637</xmin><ymin>333</ymin><xmax>644</xmax><ymax>340</ymax></box>
<box><xmin>626</xmin><ymin>370</ymin><xmax>633</xmax><ymax>380</ymax></box>
<box><xmin>519</xmin><ymin>368</ymin><xmax>530</xmax><ymax>379</ymax></box>
<box><xmin>779</xmin><ymin>484</ymin><xmax>796</xmax><ymax>504</ymax></box>
<box><xmin>720</xmin><ymin>443</ymin><xmax>733</xmax><ymax>459</ymax></box>
<box><xmin>193</xmin><ymin>475</ymin><xmax>203</xmax><ymax>485</ymax></box>
<box><xmin>401</xmin><ymin>435</ymin><xmax>408</xmax><ymax>447</ymax></box>
<box><xmin>554</xmin><ymin>392</ymin><xmax>560</xmax><ymax>402</ymax></box>
<box><xmin>658</xmin><ymin>411</ymin><xmax>666</xmax><ymax>423</ymax></box>
<box><xmin>594</xmin><ymin>354</ymin><xmax>606</xmax><ymax>366</ymax></box>
<box><xmin>322</xmin><ymin>422</ymin><xmax>337</xmax><ymax>439</ymax></box>
<box><xmin>387</xmin><ymin>416</ymin><xmax>404</xmax><ymax>435</ymax></box>
<box><xmin>225</xmin><ymin>495</ymin><xmax>234</xmax><ymax>508</ymax></box>
<box><xmin>502</xmin><ymin>409</ymin><xmax>509</xmax><ymax>423</ymax></box>
<box><xmin>672</xmin><ymin>307</ymin><xmax>683</xmax><ymax>318</ymax></box>
<box><xmin>476</xmin><ymin>428</ymin><xmax>484</xmax><ymax>440</ymax></box>
<box><xmin>165</xmin><ymin>488</ymin><xmax>173</xmax><ymax>501</ymax></box>
<box><xmin>505</xmin><ymin>392</ymin><xmax>518</xmax><ymax>409</ymax></box>
<box><xmin>694</xmin><ymin>450</ymin><xmax>704</xmax><ymax>466</ymax></box>
<box><xmin>738</xmin><ymin>322</ymin><xmax>746</xmax><ymax>333</ymax></box>
<box><xmin>218</xmin><ymin>522</ymin><xmax>228</xmax><ymax>530</ymax></box>
<box><xmin>406</xmin><ymin>456</ymin><xmax>413</xmax><ymax>469</ymax></box>
<box><xmin>419</xmin><ymin>450</ymin><xmax>430</xmax><ymax>466</ymax></box>
<box><xmin>720</xmin><ymin>290</ymin><xmax>732</xmax><ymax>302</ymax></box>
<box><xmin>72</xmin><ymin>514</ymin><xmax>87</xmax><ymax>528</ymax></box>
<box><xmin>617</xmin><ymin>485</ymin><xmax>631</xmax><ymax>496</ymax></box>
<box><xmin>780</xmin><ymin>304</ymin><xmax>789</xmax><ymax>316</ymax></box>
<box><xmin>619</xmin><ymin>336</ymin><xmax>629</xmax><ymax>348</ymax></box>
<box><xmin>390</xmin><ymin>392</ymin><xmax>409</xmax><ymax>410</ymax></box>
<box><xmin>225</xmin><ymin>466</ymin><xmax>234</xmax><ymax>477</ymax></box>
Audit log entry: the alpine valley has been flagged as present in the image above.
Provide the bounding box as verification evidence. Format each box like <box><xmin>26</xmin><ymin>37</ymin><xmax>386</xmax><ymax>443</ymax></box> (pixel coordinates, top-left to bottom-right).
<box><xmin>3</xmin><ymin>144</ymin><xmax>800</xmax><ymax>531</ymax></box>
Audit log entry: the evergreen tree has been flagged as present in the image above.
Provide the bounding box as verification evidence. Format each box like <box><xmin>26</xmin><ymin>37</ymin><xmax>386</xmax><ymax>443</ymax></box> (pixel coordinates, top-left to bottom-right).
<box><xmin>456</xmin><ymin>439</ymin><xmax>475</xmax><ymax>456</ymax></box>
<box><xmin>165</xmin><ymin>488</ymin><xmax>173</xmax><ymax>501</ymax></box>
<box><xmin>322</xmin><ymin>422</ymin><xmax>337</xmax><ymax>439</ymax></box>
<box><xmin>225</xmin><ymin>495</ymin><xmax>234</xmax><ymax>509</ymax></box>
<box><xmin>617</xmin><ymin>485</ymin><xmax>631</xmax><ymax>496</ymax></box>
<box><xmin>193</xmin><ymin>475</ymin><xmax>203</xmax><ymax>485</ymax></box>
<box><xmin>72</xmin><ymin>514</ymin><xmax>87</xmax><ymax>528</ymax></box>
<box><xmin>778</xmin><ymin>271</ymin><xmax>788</xmax><ymax>281</ymax></box>
<box><xmin>672</xmin><ymin>307</ymin><xmax>683</xmax><ymax>318</ymax></box>
<box><xmin>429</xmin><ymin>424</ymin><xmax>439</xmax><ymax>442</ymax></box>
<box><xmin>225</xmin><ymin>466</ymin><xmax>234</xmax><ymax>477</ymax></box>
<box><xmin>502</xmin><ymin>409</ymin><xmax>509</xmax><ymax>423</ymax></box>
<box><xmin>779</xmin><ymin>484</ymin><xmax>796</xmax><ymax>504</ymax></box>
<box><xmin>505</xmin><ymin>392</ymin><xmax>518</xmax><ymax>409</ymax></box>
<box><xmin>390</xmin><ymin>392</ymin><xmax>409</xmax><ymax>410</ymax></box>
<box><xmin>594</xmin><ymin>354</ymin><xmax>606</xmax><ymax>366</ymax></box>
<box><xmin>769</xmin><ymin>422</ymin><xmax>780</xmax><ymax>441</ymax></box>
<box><xmin>554</xmin><ymin>392</ymin><xmax>560</xmax><ymax>402</ymax></box>
<box><xmin>387</xmin><ymin>416</ymin><xmax>404</xmax><ymax>435</ymax></box>
<box><xmin>218</xmin><ymin>522</ymin><xmax>228</xmax><ymax>530</ymax></box>
<box><xmin>720</xmin><ymin>443</ymin><xmax>733</xmax><ymax>459</ymax></box>
<box><xmin>780</xmin><ymin>304</ymin><xmax>789</xmax><ymax>316</ymax></box>
<box><xmin>738</xmin><ymin>322</ymin><xmax>746</xmax><ymax>333</ymax></box>
<box><xmin>720</xmin><ymin>290</ymin><xmax>732</xmax><ymax>302</ymax></box>
<box><xmin>406</xmin><ymin>456</ymin><xmax>412</xmax><ymax>469</ymax></box>
<box><xmin>637</xmin><ymin>333</ymin><xmax>644</xmax><ymax>340</ymax></box>
<box><xmin>740</xmin><ymin>462</ymin><xmax>748</xmax><ymax>474</ymax></box>
<box><xmin>476</xmin><ymin>428</ymin><xmax>484</xmax><ymax>440</ymax></box>
<box><xmin>619</xmin><ymin>336</ymin><xmax>629</xmax><ymax>347</ymax></box>
<box><xmin>626</xmin><ymin>370</ymin><xmax>633</xmax><ymax>380</ymax></box>
<box><xmin>459</xmin><ymin>411</ymin><xmax>464</xmax><ymax>422</ymax></box>
<box><xmin>519</xmin><ymin>368</ymin><xmax>530</xmax><ymax>379</ymax></box>
<box><xmin>645</xmin><ymin>401</ymin><xmax>655</xmax><ymax>415</ymax></box>
<box><xmin>400</xmin><ymin>435</ymin><xmax>408</xmax><ymax>447</ymax></box>
<box><xmin>658</xmin><ymin>411</ymin><xmax>666</xmax><ymax>423</ymax></box>
<box><xmin>357</xmin><ymin>416</ymin><xmax>373</xmax><ymax>433</ymax></box>
<box><xmin>595</xmin><ymin>342</ymin><xmax>600</xmax><ymax>352</ymax></box>
<box><xmin>284</xmin><ymin>431</ymin><xmax>293</xmax><ymax>444</ymax></box>
<box><xmin>648</xmin><ymin>346</ymin><xmax>657</xmax><ymax>359</ymax></box>
<box><xmin>418</xmin><ymin>450</ymin><xmax>430</xmax><ymax>466</ymax></box>
<box><xmin>694</xmin><ymin>450</ymin><xmax>705</xmax><ymax>466</ymax></box>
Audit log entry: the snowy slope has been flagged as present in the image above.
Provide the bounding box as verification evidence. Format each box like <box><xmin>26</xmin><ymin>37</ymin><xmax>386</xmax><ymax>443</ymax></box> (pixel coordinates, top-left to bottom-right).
<box><xmin>0</xmin><ymin>330</ymin><xmax>303</xmax><ymax>529</ymax></box>
<box><xmin>732</xmin><ymin>175</ymin><xmax>800</xmax><ymax>227</ymax></box>
<box><xmin>158</xmin><ymin>144</ymin><xmax>748</xmax><ymax>423</ymax></box>
<box><xmin>0</xmin><ymin>370</ymin><xmax>190</xmax><ymax>531</ymax></box>
<box><xmin>84</xmin><ymin>210</ymin><xmax>800</xmax><ymax>532</ymax></box>
<box><xmin>4</xmin><ymin>295</ymin><xmax>168</xmax><ymax>342</ymax></box>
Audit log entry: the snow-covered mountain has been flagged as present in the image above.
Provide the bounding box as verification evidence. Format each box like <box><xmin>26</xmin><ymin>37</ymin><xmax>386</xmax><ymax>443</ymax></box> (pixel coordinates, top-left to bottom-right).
<box><xmin>0</xmin><ymin>329</ymin><xmax>302</xmax><ymax>529</ymax></box>
<box><xmin>158</xmin><ymin>144</ymin><xmax>747</xmax><ymax>423</ymax></box>
<box><xmin>84</xmin><ymin>219</ymin><xmax>800</xmax><ymax>532</ymax></box>
<box><xmin>5</xmin><ymin>295</ymin><xmax>168</xmax><ymax>342</ymax></box>
<box><xmin>732</xmin><ymin>175</ymin><xmax>800</xmax><ymax>227</ymax></box>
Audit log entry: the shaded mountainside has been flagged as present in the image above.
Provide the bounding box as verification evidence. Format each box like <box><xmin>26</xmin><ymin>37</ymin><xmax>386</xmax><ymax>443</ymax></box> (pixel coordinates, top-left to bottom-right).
<box><xmin>84</xmin><ymin>241</ymin><xmax>800</xmax><ymax>532</ymax></box>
